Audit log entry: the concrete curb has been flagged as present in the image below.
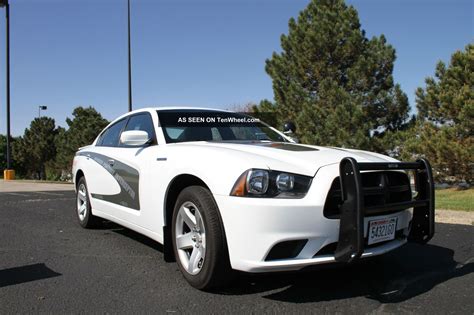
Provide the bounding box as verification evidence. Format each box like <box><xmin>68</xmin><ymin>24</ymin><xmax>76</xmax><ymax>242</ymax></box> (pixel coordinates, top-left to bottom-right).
<box><xmin>436</xmin><ymin>209</ymin><xmax>474</xmax><ymax>226</ymax></box>
<box><xmin>0</xmin><ymin>180</ymin><xmax>74</xmax><ymax>192</ymax></box>
<box><xmin>1</xmin><ymin>179</ymin><xmax>73</xmax><ymax>184</ymax></box>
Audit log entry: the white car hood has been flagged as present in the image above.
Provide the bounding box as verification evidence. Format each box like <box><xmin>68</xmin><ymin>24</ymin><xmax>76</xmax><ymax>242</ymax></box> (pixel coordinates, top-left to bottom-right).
<box><xmin>171</xmin><ymin>141</ymin><xmax>398</xmax><ymax>177</ymax></box>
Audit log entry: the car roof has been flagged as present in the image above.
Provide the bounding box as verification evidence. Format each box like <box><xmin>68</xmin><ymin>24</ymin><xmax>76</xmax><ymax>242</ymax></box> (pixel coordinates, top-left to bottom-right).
<box><xmin>144</xmin><ymin>106</ymin><xmax>232</xmax><ymax>112</ymax></box>
<box><xmin>110</xmin><ymin>107</ymin><xmax>233</xmax><ymax>123</ymax></box>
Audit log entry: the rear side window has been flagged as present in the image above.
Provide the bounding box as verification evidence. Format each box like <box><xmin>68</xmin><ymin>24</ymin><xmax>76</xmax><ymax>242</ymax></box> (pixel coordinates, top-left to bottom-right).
<box><xmin>123</xmin><ymin>113</ymin><xmax>156</xmax><ymax>144</ymax></box>
<box><xmin>96</xmin><ymin>119</ymin><xmax>127</xmax><ymax>147</ymax></box>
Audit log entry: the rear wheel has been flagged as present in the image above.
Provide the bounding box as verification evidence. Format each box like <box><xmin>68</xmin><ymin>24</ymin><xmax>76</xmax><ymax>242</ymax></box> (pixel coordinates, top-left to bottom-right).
<box><xmin>172</xmin><ymin>186</ymin><xmax>233</xmax><ymax>290</ymax></box>
<box><xmin>76</xmin><ymin>176</ymin><xmax>102</xmax><ymax>228</ymax></box>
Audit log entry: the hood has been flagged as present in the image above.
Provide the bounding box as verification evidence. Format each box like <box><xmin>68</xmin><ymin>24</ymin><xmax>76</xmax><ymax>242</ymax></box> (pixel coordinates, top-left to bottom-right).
<box><xmin>171</xmin><ymin>141</ymin><xmax>398</xmax><ymax>176</ymax></box>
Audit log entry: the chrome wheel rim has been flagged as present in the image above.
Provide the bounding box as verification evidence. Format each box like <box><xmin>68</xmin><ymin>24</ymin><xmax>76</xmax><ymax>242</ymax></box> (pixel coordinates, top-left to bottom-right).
<box><xmin>175</xmin><ymin>201</ymin><xmax>206</xmax><ymax>275</ymax></box>
<box><xmin>77</xmin><ymin>183</ymin><xmax>88</xmax><ymax>221</ymax></box>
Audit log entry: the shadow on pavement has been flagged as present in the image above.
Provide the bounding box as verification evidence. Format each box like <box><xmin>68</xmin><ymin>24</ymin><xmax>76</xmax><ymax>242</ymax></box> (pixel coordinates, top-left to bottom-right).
<box><xmin>0</xmin><ymin>263</ymin><xmax>62</xmax><ymax>288</ymax></box>
<box><xmin>99</xmin><ymin>221</ymin><xmax>164</xmax><ymax>252</ymax></box>
<box><xmin>98</xmin><ymin>220</ymin><xmax>473</xmax><ymax>304</ymax></box>
<box><xmin>219</xmin><ymin>243</ymin><xmax>473</xmax><ymax>304</ymax></box>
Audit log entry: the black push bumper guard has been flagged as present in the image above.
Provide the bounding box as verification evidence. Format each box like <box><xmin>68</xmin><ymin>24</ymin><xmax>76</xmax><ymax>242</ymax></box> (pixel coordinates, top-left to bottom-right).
<box><xmin>334</xmin><ymin>157</ymin><xmax>435</xmax><ymax>263</ymax></box>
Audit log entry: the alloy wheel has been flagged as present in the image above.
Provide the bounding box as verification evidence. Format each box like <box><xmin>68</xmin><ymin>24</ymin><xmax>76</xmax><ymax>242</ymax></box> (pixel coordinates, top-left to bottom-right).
<box><xmin>77</xmin><ymin>183</ymin><xmax>88</xmax><ymax>221</ymax></box>
<box><xmin>175</xmin><ymin>201</ymin><xmax>206</xmax><ymax>275</ymax></box>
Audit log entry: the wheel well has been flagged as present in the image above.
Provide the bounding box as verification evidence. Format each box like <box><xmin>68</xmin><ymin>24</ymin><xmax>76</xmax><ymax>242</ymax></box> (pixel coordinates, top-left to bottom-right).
<box><xmin>75</xmin><ymin>170</ymin><xmax>84</xmax><ymax>188</ymax></box>
<box><xmin>162</xmin><ymin>174</ymin><xmax>210</xmax><ymax>262</ymax></box>
<box><xmin>164</xmin><ymin>174</ymin><xmax>210</xmax><ymax>226</ymax></box>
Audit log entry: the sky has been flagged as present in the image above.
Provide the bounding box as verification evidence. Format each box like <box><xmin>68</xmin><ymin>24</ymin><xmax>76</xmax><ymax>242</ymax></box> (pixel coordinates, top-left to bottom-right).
<box><xmin>0</xmin><ymin>0</ymin><xmax>472</xmax><ymax>136</ymax></box>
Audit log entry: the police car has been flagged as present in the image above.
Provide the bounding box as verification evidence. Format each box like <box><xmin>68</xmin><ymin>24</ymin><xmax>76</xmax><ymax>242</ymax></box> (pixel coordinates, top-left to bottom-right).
<box><xmin>72</xmin><ymin>107</ymin><xmax>435</xmax><ymax>289</ymax></box>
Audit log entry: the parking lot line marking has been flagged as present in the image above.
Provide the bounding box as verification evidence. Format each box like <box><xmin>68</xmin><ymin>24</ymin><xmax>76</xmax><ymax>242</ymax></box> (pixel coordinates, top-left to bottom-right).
<box><xmin>3</xmin><ymin>192</ymin><xmax>29</xmax><ymax>196</ymax></box>
<box><xmin>33</xmin><ymin>191</ymin><xmax>67</xmax><ymax>196</ymax></box>
<box><xmin>10</xmin><ymin>197</ymin><xmax>75</xmax><ymax>203</ymax></box>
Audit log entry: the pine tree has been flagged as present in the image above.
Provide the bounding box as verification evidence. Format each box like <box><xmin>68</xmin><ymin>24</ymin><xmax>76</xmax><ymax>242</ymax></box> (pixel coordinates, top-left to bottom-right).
<box><xmin>405</xmin><ymin>44</ymin><xmax>473</xmax><ymax>183</ymax></box>
<box><xmin>54</xmin><ymin>106</ymin><xmax>109</xmax><ymax>173</ymax></box>
<box><xmin>12</xmin><ymin>117</ymin><xmax>58</xmax><ymax>179</ymax></box>
<box><xmin>260</xmin><ymin>0</ymin><xmax>409</xmax><ymax>148</ymax></box>
<box><xmin>416</xmin><ymin>44</ymin><xmax>473</xmax><ymax>138</ymax></box>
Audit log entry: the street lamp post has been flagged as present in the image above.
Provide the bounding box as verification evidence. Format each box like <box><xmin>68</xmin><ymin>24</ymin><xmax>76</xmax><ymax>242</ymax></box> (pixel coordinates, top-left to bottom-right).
<box><xmin>38</xmin><ymin>105</ymin><xmax>47</xmax><ymax>118</ymax></box>
<box><xmin>127</xmin><ymin>0</ymin><xmax>132</xmax><ymax>112</ymax></box>
<box><xmin>0</xmin><ymin>0</ymin><xmax>13</xmax><ymax>179</ymax></box>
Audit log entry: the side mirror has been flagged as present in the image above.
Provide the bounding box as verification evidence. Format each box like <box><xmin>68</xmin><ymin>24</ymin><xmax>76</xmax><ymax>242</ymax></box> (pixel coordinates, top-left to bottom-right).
<box><xmin>120</xmin><ymin>130</ymin><xmax>150</xmax><ymax>146</ymax></box>
<box><xmin>282</xmin><ymin>121</ymin><xmax>299</xmax><ymax>143</ymax></box>
<box><xmin>283</xmin><ymin>121</ymin><xmax>296</xmax><ymax>134</ymax></box>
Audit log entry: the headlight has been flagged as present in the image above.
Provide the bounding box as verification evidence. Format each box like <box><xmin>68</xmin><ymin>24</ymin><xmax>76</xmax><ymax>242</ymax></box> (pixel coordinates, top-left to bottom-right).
<box><xmin>276</xmin><ymin>173</ymin><xmax>294</xmax><ymax>191</ymax></box>
<box><xmin>246</xmin><ymin>170</ymin><xmax>269</xmax><ymax>194</ymax></box>
<box><xmin>230</xmin><ymin>169</ymin><xmax>312</xmax><ymax>198</ymax></box>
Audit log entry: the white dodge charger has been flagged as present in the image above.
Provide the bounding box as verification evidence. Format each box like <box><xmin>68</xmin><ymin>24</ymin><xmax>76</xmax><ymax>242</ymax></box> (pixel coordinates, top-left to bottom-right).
<box><xmin>72</xmin><ymin>107</ymin><xmax>435</xmax><ymax>289</ymax></box>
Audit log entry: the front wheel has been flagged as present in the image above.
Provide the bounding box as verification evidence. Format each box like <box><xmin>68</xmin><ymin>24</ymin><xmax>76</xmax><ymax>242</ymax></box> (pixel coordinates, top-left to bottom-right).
<box><xmin>172</xmin><ymin>186</ymin><xmax>233</xmax><ymax>290</ymax></box>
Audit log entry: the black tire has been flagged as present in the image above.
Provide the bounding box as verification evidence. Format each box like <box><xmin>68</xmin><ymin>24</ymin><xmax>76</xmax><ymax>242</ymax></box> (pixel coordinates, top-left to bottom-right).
<box><xmin>171</xmin><ymin>186</ymin><xmax>233</xmax><ymax>290</ymax></box>
<box><xmin>76</xmin><ymin>176</ymin><xmax>102</xmax><ymax>228</ymax></box>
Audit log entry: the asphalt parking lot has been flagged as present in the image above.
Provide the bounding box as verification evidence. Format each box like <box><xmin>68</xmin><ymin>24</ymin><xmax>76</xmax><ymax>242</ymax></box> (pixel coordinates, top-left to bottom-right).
<box><xmin>0</xmin><ymin>189</ymin><xmax>473</xmax><ymax>314</ymax></box>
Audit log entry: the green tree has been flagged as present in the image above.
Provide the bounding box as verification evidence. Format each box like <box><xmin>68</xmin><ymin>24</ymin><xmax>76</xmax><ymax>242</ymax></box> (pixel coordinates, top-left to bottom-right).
<box><xmin>13</xmin><ymin>117</ymin><xmax>58</xmax><ymax>179</ymax></box>
<box><xmin>260</xmin><ymin>0</ymin><xmax>409</xmax><ymax>148</ymax></box>
<box><xmin>416</xmin><ymin>44</ymin><xmax>473</xmax><ymax>138</ymax></box>
<box><xmin>54</xmin><ymin>106</ymin><xmax>108</xmax><ymax>174</ymax></box>
<box><xmin>0</xmin><ymin>134</ymin><xmax>6</xmax><ymax>172</ymax></box>
<box><xmin>404</xmin><ymin>44</ymin><xmax>473</xmax><ymax>183</ymax></box>
<box><xmin>1</xmin><ymin>135</ymin><xmax>25</xmax><ymax>176</ymax></box>
<box><xmin>250</xmin><ymin>100</ymin><xmax>279</xmax><ymax>127</ymax></box>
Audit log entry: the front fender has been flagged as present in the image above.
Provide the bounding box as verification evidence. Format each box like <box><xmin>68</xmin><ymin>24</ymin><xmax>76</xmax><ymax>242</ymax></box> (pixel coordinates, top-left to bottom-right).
<box><xmin>164</xmin><ymin>145</ymin><xmax>271</xmax><ymax>196</ymax></box>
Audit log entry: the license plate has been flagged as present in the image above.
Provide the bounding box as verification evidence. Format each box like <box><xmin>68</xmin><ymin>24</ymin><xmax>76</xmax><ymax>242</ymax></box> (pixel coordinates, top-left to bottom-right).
<box><xmin>368</xmin><ymin>217</ymin><xmax>397</xmax><ymax>245</ymax></box>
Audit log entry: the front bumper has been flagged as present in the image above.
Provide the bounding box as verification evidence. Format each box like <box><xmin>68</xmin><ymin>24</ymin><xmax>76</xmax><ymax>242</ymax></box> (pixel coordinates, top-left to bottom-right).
<box><xmin>214</xmin><ymin>158</ymin><xmax>434</xmax><ymax>273</ymax></box>
<box><xmin>215</xmin><ymin>169</ymin><xmax>396</xmax><ymax>272</ymax></box>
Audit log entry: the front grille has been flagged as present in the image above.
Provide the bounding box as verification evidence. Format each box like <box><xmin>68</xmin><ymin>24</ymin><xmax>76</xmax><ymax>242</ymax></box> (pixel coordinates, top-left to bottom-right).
<box><xmin>323</xmin><ymin>171</ymin><xmax>412</xmax><ymax>219</ymax></box>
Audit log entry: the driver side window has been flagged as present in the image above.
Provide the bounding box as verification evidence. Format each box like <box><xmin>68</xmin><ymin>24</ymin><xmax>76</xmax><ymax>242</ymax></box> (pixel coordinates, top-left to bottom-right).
<box><xmin>122</xmin><ymin>113</ymin><xmax>157</xmax><ymax>145</ymax></box>
<box><xmin>96</xmin><ymin>119</ymin><xmax>127</xmax><ymax>147</ymax></box>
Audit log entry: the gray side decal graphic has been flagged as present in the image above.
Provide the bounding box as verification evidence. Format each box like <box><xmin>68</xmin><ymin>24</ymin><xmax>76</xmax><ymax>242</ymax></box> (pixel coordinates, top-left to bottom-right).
<box><xmin>78</xmin><ymin>151</ymin><xmax>140</xmax><ymax>210</ymax></box>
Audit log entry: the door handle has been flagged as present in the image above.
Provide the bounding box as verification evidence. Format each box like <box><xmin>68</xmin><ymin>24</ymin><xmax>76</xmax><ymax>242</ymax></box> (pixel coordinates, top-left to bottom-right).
<box><xmin>108</xmin><ymin>159</ymin><xmax>115</xmax><ymax>166</ymax></box>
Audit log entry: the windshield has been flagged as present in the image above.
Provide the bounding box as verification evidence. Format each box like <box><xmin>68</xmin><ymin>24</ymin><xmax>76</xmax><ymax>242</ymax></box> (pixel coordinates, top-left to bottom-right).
<box><xmin>157</xmin><ymin>110</ymin><xmax>287</xmax><ymax>144</ymax></box>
